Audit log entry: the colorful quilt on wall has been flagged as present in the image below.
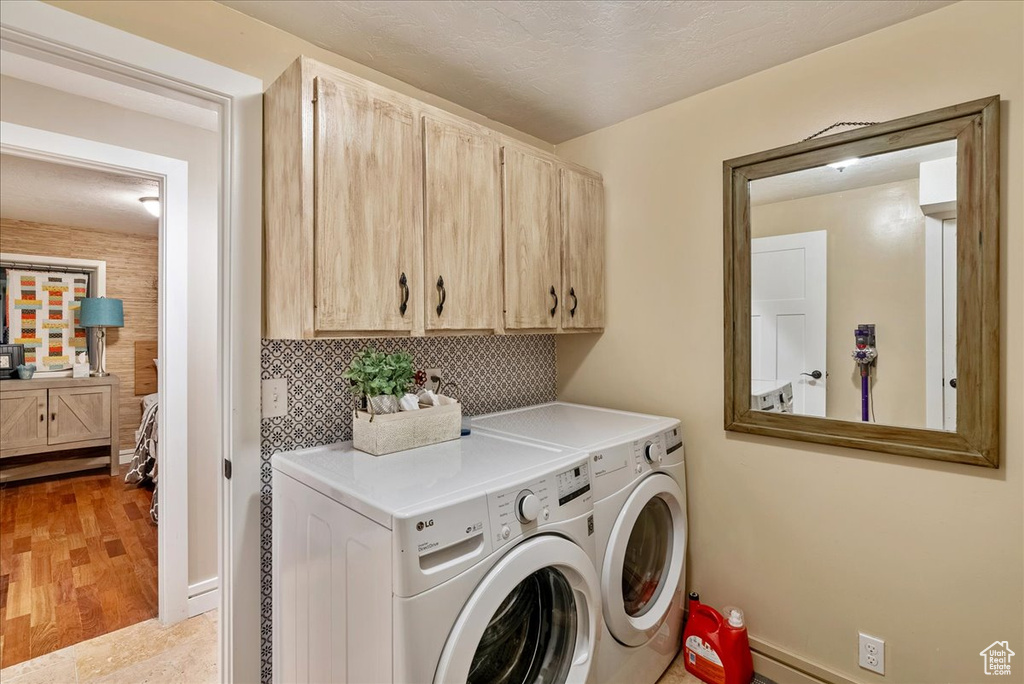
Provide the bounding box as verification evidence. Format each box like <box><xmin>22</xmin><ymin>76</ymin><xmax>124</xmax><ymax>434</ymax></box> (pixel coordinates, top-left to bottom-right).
<box><xmin>5</xmin><ymin>270</ymin><xmax>89</xmax><ymax>371</ymax></box>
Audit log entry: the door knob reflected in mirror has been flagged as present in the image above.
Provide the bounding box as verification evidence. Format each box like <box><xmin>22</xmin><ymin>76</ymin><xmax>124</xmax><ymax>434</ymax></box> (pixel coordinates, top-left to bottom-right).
<box><xmin>800</xmin><ymin>370</ymin><xmax>823</xmax><ymax>380</ymax></box>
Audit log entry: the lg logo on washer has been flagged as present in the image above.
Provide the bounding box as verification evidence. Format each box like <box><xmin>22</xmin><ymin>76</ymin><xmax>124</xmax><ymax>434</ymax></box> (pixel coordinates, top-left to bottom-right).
<box><xmin>416</xmin><ymin>519</ymin><xmax>434</xmax><ymax>531</ymax></box>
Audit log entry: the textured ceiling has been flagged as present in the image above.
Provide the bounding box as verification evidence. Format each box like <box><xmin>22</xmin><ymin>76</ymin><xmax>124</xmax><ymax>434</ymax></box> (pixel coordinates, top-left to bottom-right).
<box><xmin>219</xmin><ymin>0</ymin><xmax>952</xmax><ymax>143</ymax></box>
<box><xmin>750</xmin><ymin>140</ymin><xmax>956</xmax><ymax>205</ymax></box>
<box><xmin>0</xmin><ymin>155</ymin><xmax>159</xmax><ymax>236</ymax></box>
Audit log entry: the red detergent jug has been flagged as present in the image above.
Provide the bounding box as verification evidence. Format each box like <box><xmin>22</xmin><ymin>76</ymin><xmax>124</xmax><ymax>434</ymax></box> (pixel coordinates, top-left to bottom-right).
<box><xmin>682</xmin><ymin>592</ymin><xmax>753</xmax><ymax>684</ymax></box>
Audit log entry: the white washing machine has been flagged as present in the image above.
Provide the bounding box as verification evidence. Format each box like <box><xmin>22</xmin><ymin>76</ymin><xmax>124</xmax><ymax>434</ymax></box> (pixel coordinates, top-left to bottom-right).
<box><xmin>272</xmin><ymin>432</ymin><xmax>602</xmax><ymax>684</ymax></box>
<box><xmin>472</xmin><ymin>403</ymin><xmax>687</xmax><ymax>684</ymax></box>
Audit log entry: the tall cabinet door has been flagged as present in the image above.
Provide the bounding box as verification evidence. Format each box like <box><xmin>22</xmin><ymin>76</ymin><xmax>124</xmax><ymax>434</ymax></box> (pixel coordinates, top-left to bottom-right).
<box><xmin>0</xmin><ymin>389</ymin><xmax>48</xmax><ymax>452</ymax></box>
<box><xmin>561</xmin><ymin>168</ymin><xmax>606</xmax><ymax>330</ymax></box>
<box><xmin>314</xmin><ymin>77</ymin><xmax>421</xmax><ymax>333</ymax></box>
<box><xmin>502</xmin><ymin>147</ymin><xmax>560</xmax><ymax>330</ymax></box>
<box><xmin>423</xmin><ymin>116</ymin><xmax>501</xmax><ymax>332</ymax></box>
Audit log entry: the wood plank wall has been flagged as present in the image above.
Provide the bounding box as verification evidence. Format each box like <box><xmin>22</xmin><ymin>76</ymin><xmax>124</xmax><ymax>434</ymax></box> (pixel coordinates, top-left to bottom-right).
<box><xmin>1</xmin><ymin>218</ymin><xmax>158</xmax><ymax>450</ymax></box>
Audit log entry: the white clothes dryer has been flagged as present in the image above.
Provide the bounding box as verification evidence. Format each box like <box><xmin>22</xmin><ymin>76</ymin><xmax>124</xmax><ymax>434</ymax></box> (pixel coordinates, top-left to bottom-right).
<box><xmin>271</xmin><ymin>432</ymin><xmax>602</xmax><ymax>684</ymax></box>
<box><xmin>472</xmin><ymin>403</ymin><xmax>688</xmax><ymax>684</ymax></box>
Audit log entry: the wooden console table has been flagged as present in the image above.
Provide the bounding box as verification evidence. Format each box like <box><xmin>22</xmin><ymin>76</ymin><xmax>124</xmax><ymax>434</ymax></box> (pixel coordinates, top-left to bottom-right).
<box><xmin>0</xmin><ymin>375</ymin><xmax>120</xmax><ymax>483</ymax></box>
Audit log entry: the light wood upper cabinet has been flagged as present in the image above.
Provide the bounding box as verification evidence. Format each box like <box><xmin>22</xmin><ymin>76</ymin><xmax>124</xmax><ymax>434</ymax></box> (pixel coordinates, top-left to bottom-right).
<box><xmin>423</xmin><ymin>116</ymin><xmax>502</xmax><ymax>332</ymax></box>
<box><xmin>501</xmin><ymin>147</ymin><xmax>560</xmax><ymax>330</ymax></box>
<box><xmin>263</xmin><ymin>57</ymin><xmax>604</xmax><ymax>338</ymax></box>
<box><xmin>0</xmin><ymin>389</ymin><xmax>47</xmax><ymax>451</ymax></box>
<box><xmin>561</xmin><ymin>167</ymin><xmax>606</xmax><ymax>330</ymax></box>
<box><xmin>313</xmin><ymin>76</ymin><xmax>421</xmax><ymax>333</ymax></box>
<box><xmin>47</xmin><ymin>386</ymin><xmax>111</xmax><ymax>445</ymax></box>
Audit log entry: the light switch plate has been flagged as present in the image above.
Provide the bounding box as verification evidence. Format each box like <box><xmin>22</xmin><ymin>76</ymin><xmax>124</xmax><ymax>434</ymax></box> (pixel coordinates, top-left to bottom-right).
<box><xmin>262</xmin><ymin>378</ymin><xmax>288</xmax><ymax>418</ymax></box>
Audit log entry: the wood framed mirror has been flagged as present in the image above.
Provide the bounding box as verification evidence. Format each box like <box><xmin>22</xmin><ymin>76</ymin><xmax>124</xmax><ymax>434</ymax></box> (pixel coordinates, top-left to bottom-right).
<box><xmin>724</xmin><ymin>96</ymin><xmax>1000</xmax><ymax>467</ymax></box>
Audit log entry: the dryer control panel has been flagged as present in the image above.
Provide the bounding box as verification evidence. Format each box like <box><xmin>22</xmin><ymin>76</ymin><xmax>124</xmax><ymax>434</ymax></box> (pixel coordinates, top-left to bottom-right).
<box><xmin>487</xmin><ymin>457</ymin><xmax>592</xmax><ymax>551</ymax></box>
<box><xmin>587</xmin><ymin>423</ymin><xmax>684</xmax><ymax>501</ymax></box>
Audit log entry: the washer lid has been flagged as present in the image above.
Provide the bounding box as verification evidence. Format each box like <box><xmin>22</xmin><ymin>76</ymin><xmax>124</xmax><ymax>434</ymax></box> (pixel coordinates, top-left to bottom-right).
<box><xmin>271</xmin><ymin>433</ymin><xmax>579</xmax><ymax>528</ymax></box>
<box><xmin>472</xmin><ymin>402</ymin><xmax>678</xmax><ymax>449</ymax></box>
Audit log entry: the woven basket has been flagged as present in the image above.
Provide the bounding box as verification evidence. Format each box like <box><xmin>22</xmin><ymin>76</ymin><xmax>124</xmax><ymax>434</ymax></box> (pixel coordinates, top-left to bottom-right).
<box><xmin>352</xmin><ymin>396</ymin><xmax>462</xmax><ymax>456</ymax></box>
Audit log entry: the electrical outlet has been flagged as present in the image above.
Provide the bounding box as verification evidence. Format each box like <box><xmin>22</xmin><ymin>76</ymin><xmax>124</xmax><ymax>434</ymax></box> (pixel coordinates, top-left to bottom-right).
<box><xmin>262</xmin><ymin>378</ymin><xmax>288</xmax><ymax>418</ymax></box>
<box><xmin>424</xmin><ymin>368</ymin><xmax>442</xmax><ymax>393</ymax></box>
<box><xmin>859</xmin><ymin>633</ymin><xmax>885</xmax><ymax>675</ymax></box>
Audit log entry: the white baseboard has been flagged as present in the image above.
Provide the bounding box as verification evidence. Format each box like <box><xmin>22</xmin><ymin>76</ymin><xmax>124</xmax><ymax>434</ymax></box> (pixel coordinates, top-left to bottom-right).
<box><xmin>750</xmin><ymin>636</ymin><xmax>862</xmax><ymax>684</ymax></box>
<box><xmin>187</xmin><ymin>578</ymin><xmax>219</xmax><ymax>617</ymax></box>
<box><xmin>119</xmin><ymin>448</ymin><xmax>134</xmax><ymax>464</ymax></box>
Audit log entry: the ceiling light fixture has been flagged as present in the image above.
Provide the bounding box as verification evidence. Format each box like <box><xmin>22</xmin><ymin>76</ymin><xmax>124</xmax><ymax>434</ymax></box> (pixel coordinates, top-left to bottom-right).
<box><xmin>139</xmin><ymin>196</ymin><xmax>160</xmax><ymax>217</ymax></box>
<box><xmin>827</xmin><ymin>158</ymin><xmax>860</xmax><ymax>172</ymax></box>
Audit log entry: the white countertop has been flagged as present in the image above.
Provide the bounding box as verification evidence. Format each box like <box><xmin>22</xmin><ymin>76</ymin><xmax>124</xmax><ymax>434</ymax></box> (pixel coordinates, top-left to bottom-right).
<box><xmin>271</xmin><ymin>432</ymin><xmax>583</xmax><ymax>529</ymax></box>
<box><xmin>470</xmin><ymin>401</ymin><xmax>678</xmax><ymax>450</ymax></box>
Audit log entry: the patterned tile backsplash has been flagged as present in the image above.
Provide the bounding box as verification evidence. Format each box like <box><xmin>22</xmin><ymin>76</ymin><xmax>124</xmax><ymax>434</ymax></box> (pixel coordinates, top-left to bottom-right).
<box><xmin>258</xmin><ymin>335</ymin><xmax>557</xmax><ymax>682</ymax></box>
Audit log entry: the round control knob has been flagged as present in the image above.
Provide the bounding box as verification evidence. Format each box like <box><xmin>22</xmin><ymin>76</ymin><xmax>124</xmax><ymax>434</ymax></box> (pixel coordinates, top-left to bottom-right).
<box><xmin>516</xmin><ymin>491</ymin><xmax>542</xmax><ymax>523</ymax></box>
<box><xmin>644</xmin><ymin>440</ymin><xmax>664</xmax><ymax>464</ymax></box>
<box><xmin>542</xmin><ymin>507</ymin><xmax>550</xmax><ymax>521</ymax></box>
<box><xmin>500</xmin><ymin>524</ymin><xmax>511</xmax><ymax>540</ymax></box>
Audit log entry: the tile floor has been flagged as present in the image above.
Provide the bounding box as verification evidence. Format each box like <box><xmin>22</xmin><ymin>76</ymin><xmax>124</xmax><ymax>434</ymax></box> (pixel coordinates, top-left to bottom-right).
<box><xmin>0</xmin><ymin>606</ymin><xmax>701</xmax><ymax>684</ymax></box>
<box><xmin>0</xmin><ymin>610</ymin><xmax>216</xmax><ymax>684</ymax></box>
<box><xmin>658</xmin><ymin>652</ymin><xmax>704</xmax><ymax>683</ymax></box>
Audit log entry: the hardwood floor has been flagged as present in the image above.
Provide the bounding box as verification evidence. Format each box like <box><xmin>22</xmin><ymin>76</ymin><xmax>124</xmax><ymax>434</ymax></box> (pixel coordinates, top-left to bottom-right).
<box><xmin>0</xmin><ymin>464</ymin><xmax>157</xmax><ymax>668</ymax></box>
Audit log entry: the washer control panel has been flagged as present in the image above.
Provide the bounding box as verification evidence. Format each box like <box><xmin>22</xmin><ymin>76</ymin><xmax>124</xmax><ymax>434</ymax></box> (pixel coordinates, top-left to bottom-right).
<box><xmin>487</xmin><ymin>458</ymin><xmax>591</xmax><ymax>550</ymax></box>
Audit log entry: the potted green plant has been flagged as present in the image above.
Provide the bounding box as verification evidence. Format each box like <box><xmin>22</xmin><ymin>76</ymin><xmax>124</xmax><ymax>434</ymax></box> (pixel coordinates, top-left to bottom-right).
<box><xmin>342</xmin><ymin>348</ymin><xmax>415</xmax><ymax>415</ymax></box>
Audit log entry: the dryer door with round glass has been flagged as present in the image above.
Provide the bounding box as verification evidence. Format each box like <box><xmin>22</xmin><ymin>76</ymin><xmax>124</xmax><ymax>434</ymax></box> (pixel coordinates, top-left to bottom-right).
<box><xmin>434</xmin><ymin>535</ymin><xmax>600</xmax><ymax>684</ymax></box>
<box><xmin>602</xmin><ymin>473</ymin><xmax>687</xmax><ymax>646</ymax></box>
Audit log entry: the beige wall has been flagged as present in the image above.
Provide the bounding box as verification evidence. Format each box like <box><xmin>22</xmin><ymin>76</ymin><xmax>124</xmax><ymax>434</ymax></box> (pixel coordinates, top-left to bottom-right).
<box><xmin>555</xmin><ymin>2</ymin><xmax>1022</xmax><ymax>683</ymax></box>
<box><xmin>1</xmin><ymin>218</ymin><xmax>159</xmax><ymax>451</ymax></box>
<box><xmin>0</xmin><ymin>76</ymin><xmax>220</xmax><ymax>588</ymax></box>
<box><xmin>752</xmin><ymin>179</ymin><xmax>928</xmax><ymax>428</ymax></box>
<box><xmin>46</xmin><ymin>0</ymin><xmax>553</xmax><ymax>153</ymax></box>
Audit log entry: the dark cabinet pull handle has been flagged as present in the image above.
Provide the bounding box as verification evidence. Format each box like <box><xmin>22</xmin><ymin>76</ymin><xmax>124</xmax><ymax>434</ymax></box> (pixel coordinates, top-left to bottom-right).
<box><xmin>549</xmin><ymin>286</ymin><xmax>558</xmax><ymax>317</ymax></box>
<box><xmin>949</xmin><ymin>378</ymin><xmax>957</xmax><ymax>389</ymax></box>
<box><xmin>51</xmin><ymin>412</ymin><xmax>56</xmax><ymax>421</ymax></box>
<box><xmin>40</xmin><ymin>413</ymin><xmax>44</xmax><ymax>422</ymax></box>
<box><xmin>436</xmin><ymin>276</ymin><xmax>446</xmax><ymax>317</ymax></box>
<box><xmin>801</xmin><ymin>370</ymin><xmax>823</xmax><ymax>380</ymax></box>
<box><xmin>569</xmin><ymin>287</ymin><xmax>578</xmax><ymax>318</ymax></box>
<box><xmin>399</xmin><ymin>272</ymin><xmax>409</xmax><ymax>316</ymax></box>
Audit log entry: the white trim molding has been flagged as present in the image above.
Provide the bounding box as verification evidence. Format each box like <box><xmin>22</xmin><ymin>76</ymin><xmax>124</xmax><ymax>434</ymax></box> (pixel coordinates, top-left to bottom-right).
<box><xmin>188</xmin><ymin>578</ymin><xmax>220</xmax><ymax>618</ymax></box>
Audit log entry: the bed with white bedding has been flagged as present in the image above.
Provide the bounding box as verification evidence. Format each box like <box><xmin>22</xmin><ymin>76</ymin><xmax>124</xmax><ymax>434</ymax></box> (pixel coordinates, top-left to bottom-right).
<box><xmin>125</xmin><ymin>392</ymin><xmax>159</xmax><ymax>522</ymax></box>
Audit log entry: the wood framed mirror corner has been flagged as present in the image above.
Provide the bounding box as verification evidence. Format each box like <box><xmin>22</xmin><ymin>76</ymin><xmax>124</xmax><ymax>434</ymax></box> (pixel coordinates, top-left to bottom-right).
<box><xmin>723</xmin><ymin>96</ymin><xmax>1000</xmax><ymax>467</ymax></box>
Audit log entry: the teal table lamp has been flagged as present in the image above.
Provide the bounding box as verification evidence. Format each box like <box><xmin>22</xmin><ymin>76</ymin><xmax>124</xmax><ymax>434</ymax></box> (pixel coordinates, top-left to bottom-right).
<box><xmin>80</xmin><ymin>297</ymin><xmax>124</xmax><ymax>377</ymax></box>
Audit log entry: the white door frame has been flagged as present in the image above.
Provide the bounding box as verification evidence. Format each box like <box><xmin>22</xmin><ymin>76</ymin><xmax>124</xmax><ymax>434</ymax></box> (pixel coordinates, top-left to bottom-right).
<box><xmin>0</xmin><ymin>4</ymin><xmax>264</xmax><ymax>682</ymax></box>
<box><xmin>924</xmin><ymin>216</ymin><xmax>957</xmax><ymax>430</ymax></box>
<box><xmin>1</xmin><ymin>121</ymin><xmax>191</xmax><ymax>623</ymax></box>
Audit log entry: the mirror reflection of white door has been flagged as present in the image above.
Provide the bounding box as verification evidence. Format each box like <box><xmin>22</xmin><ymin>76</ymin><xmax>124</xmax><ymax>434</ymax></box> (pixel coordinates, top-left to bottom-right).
<box><xmin>942</xmin><ymin>219</ymin><xmax>957</xmax><ymax>428</ymax></box>
<box><xmin>751</xmin><ymin>230</ymin><xmax>827</xmax><ymax>416</ymax></box>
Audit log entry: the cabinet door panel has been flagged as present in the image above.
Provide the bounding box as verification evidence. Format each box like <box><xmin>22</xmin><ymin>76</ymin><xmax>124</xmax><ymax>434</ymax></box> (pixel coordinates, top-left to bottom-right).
<box><xmin>314</xmin><ymin>77</ymin><xmax>420</xmax><ymax>332</ymax></box>
<box><xmin>423</xmin><ymin>116</ymin><xmax>501</xmax><ymax>331</ymax></box>
<box><xmin>48</xmin><ymin>386</ymin><xmax>111</xmax><ymax>445</ymax></box>
<box><xmin>561</xmin><ymin>169</ymin><xmax>606</xmax><ymax>330</ymax></box>
<box><xmin>502</xmin><ymin>148</ymin><xmax>560</xmax><ymax>330</ymax></box>
<box><xmin>0</xmin><ymin>389</ymin><xmax>48</xmax><ymax>452</ymax></box>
